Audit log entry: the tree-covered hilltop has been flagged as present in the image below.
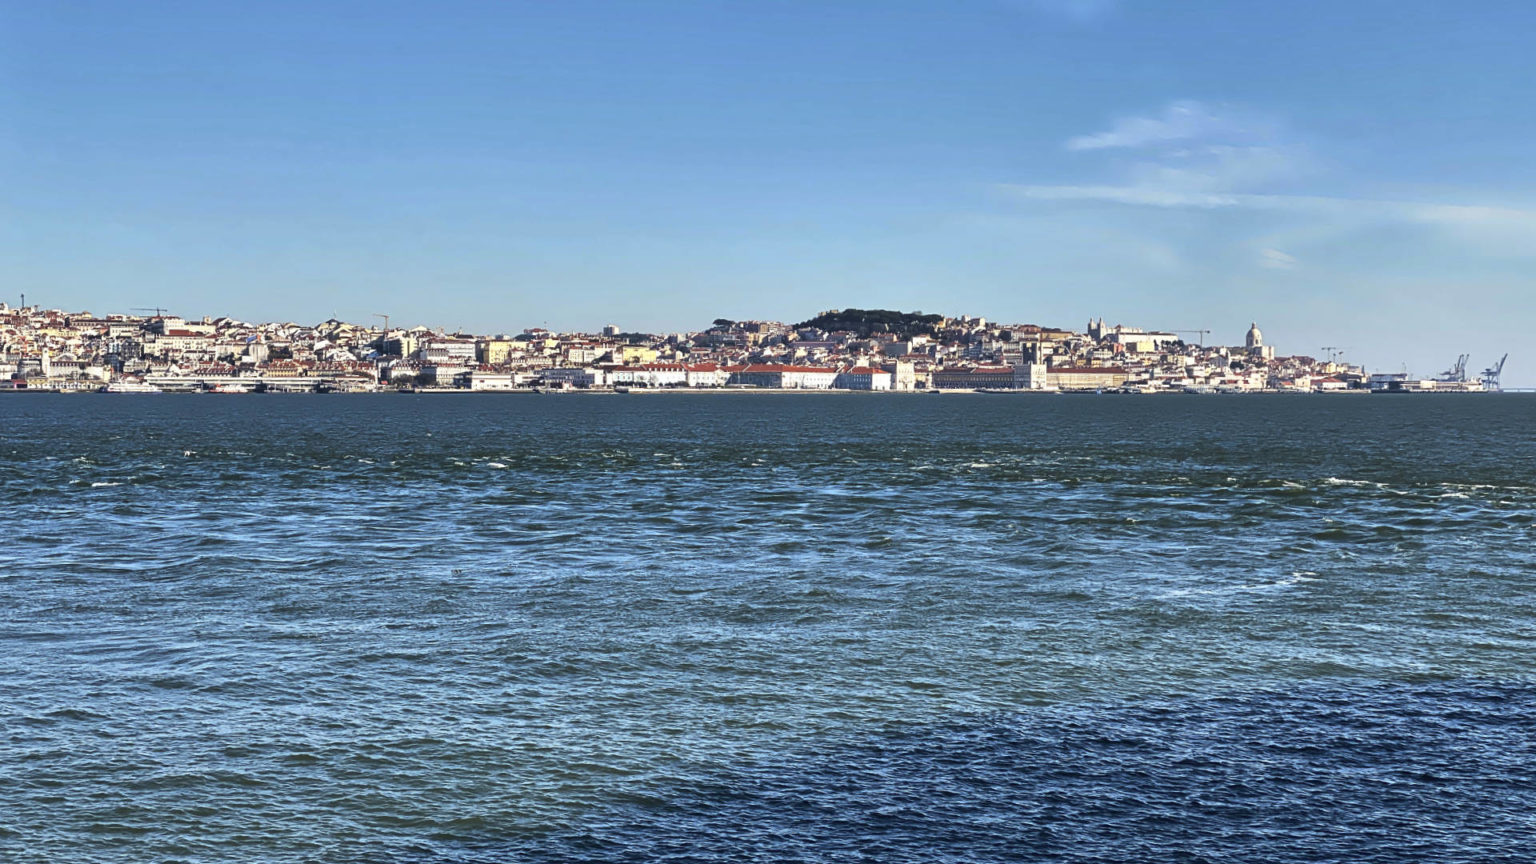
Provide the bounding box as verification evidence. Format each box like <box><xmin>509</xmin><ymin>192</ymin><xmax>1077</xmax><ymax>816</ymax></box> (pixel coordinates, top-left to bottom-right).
<box><xmin>794</xmin><ymin>309</ymin><xmax>945</xmax><ymax>338</ymax></box>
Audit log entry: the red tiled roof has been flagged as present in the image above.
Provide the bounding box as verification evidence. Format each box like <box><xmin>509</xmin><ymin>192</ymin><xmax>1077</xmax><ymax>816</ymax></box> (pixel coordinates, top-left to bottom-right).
<box><xmin>740</xmin><ymin>363</ymin><xmax>837</xmax><ymax>373</ymax></box>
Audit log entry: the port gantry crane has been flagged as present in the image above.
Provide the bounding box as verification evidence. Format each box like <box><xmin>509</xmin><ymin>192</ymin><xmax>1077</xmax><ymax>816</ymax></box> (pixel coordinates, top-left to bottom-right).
<box><xmin>1439</xmin><ymin>353</ymin><xmax>1471</xmax><ymax>383</ymax></box>
<box><xmin>1483</xmin><ymin>353</ymin><xmax>1508</xmax><ymax>391</ymax></box>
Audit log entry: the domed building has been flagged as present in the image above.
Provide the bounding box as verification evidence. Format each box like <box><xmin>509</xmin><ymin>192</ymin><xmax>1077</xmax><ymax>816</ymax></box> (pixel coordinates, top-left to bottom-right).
<box><xmin>1245</xmin><ymin>323</ymin><xmax>1274</xmax><ymax>360</ymax></box>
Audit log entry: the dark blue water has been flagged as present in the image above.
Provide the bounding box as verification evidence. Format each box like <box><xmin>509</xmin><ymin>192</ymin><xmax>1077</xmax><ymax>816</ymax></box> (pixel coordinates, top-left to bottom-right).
<box><xmin>3</xmin><ymin>394</ymin><xmax>1534</xmax><ymax>862</ymax></box>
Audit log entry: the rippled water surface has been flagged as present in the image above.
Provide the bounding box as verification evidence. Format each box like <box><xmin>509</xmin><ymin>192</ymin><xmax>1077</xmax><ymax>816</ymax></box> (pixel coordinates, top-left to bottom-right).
<box><xmin>3</xmin><ymin>393</ymin><xmax>1534</xmax><ymax>862</ymax></box>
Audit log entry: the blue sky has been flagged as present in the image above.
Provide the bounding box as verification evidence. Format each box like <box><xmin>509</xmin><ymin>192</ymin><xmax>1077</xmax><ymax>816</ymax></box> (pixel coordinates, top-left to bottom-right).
<box><xmin>2</xmin><ymin>1</ymin><xmax>1533</xmax><ymax>381</ymax></box>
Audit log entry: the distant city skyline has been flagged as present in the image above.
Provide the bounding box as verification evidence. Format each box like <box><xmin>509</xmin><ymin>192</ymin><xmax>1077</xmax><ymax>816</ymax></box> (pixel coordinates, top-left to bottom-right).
<box><xmin>0</xmin><ymin>294</ymin><xmax>1502</xmax><ymax>383</ymax></box>
<box><xmin>3</xmin><ymin>1</ymin><xmax>1532</xmax><ymax>383</ymax></box>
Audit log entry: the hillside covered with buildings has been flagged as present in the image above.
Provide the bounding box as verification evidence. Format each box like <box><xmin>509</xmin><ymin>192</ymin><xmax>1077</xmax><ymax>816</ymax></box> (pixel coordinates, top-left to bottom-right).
<box><xmin>0</xmin><ymin>302</ymin><xmax>1381</xmax><ymax>393</ymax></box>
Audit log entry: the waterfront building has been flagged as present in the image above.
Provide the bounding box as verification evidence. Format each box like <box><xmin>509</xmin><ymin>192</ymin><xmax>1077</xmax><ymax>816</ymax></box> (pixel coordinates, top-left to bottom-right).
<box><xmin>1047</xmin><ymin>366</ymin><xmax>1129</xmax><ymax>390</ymax></box>
<box><xmin>684</xmin><ymin>363</ymin><xmax>727</xmax><ymax>387</ymax></box>
<box><xmin>1012</xmin><ymin>363</ymin><xmax>1048</xmax><ymax>390</ymax></box>
<box><xmin>607</xmin><ymin>363</ymin><xmax>688</xmax><ymax>387</ymax></box>
<box><xmin>463</xmin><ymin>369</ymin><xmax>518</xmax><ymax>391</ymax></box>
<box><xmin>931</xmin><ymin>366</ymin><xmax>1015</xmax><ymax>389</ymax></box>
<box><xmin>542</xmin><ymin>367</ymin><xmax>604</xmax><ymax>388</ymax></box>
<box><xmin>835</xmin><ymin>366</ymin><xmax>893</xmax><ymax>390</ymax></box>
<box><xmin>729</xmin><ymin>363</ymin><xmax>838</xmax><ymax>389</ymax></box>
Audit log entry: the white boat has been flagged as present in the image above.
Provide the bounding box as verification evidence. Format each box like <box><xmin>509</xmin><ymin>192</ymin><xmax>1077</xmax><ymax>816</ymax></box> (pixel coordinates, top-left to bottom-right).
<box><xmin>102</xmin><ymin>380</ymin><xmax>162</xmax><ymax>393</ymax></box>
<box><xmin>207</xmin><ymin>383</ymin><xmax>252</xmax><ymax>394</ymax></box>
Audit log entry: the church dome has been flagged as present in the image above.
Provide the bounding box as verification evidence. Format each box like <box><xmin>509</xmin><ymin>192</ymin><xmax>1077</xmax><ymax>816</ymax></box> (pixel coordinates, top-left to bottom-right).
<box><xmin>1245</xmin><ymin>322</ymin><xmax>1263</xmax><ymax>348</ymax></box>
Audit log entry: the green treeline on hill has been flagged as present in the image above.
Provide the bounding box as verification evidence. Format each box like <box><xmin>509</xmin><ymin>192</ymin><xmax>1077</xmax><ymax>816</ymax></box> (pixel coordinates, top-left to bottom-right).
<box><xmin>793</xmin><ymin>309</ymin><xmax>945</xmax><ymax>339</ymax></box>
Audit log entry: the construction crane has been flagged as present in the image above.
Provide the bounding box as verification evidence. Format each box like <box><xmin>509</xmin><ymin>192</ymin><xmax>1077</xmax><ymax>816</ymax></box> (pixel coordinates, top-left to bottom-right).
<box><xmin>1483</xmin><ymin>353</ymin><xmax>1508</xmax><ymax>391</ymax></box>
<box><xmin>1170</xmin><ymin>329</ymin><xmax>1211</xmax><ymax>346</ymax></box>
<box><xmin>1320</xmin><ymin>346</ymin><xmax>1349</xmax><ymax>364</ymax></box>
<box><xmin>131</xmin><ymin>306</ymin><xmax>169</xmax><ymax>318</ymax></box>
<box><xmin>373</xmin><ymin>313</ymin><xmax>390</xmax><ymax>331</ymax></box>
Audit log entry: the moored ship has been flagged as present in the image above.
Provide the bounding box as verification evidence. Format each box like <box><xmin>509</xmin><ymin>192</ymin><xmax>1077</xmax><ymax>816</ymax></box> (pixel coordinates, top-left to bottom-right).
<box><xmin>102</xmin><ymin>380</ymin><xmax>162</xmax><ymax>393</ymax></box>
<box><xmin>1368</xmin><ymin>354</ymin><xmax>1505</xmax><ymax>393</ymax></box>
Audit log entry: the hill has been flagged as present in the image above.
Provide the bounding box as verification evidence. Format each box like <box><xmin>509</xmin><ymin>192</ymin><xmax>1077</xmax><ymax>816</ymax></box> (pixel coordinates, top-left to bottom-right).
<box><xmin>794</xmin><ymin>309</ymin><xmax>944</xmax><ymax>339</ymax></box>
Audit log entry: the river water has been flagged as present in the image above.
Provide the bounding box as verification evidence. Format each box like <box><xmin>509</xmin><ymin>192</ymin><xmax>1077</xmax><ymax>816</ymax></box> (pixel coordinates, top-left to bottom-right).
<box><xmin>3</xmin><ymin>393</ymin><xmax>1533</xmax><ymax>862</ymax></box>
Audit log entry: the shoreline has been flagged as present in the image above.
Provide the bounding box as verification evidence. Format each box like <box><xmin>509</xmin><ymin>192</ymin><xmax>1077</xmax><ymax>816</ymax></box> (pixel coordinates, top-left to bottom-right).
<box><xmin>5</xmin><ymin>386</ymin><xmax>1512</xmax><ymax>396</ymax></box>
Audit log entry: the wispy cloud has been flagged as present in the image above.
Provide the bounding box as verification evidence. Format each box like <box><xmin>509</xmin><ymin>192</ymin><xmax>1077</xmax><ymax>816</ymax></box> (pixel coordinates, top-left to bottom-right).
<box><xmin>1028</xmin><ymin>0</ymin><xmax>1119</xmax><ymax>21</ymax></box>
<box><xmin>1062</xmin><ymin>100</ymin><xmax>1308</xmax><ymax>203</ymax></box>
<box><xmin>1258</xmin><ymin>248</ymin><xmax>1298</xmax><ymax>270</ymax></box>
<box><xmin>1011</xmin><ymin>99</ymin><xmax>1536</xmax><ymax>256</ymax></box>
<box><xmin>1066</xmin><ymin>100</ymin><xmax>1273</xmax><ymax>152</ymax></box>
<box><xmin>1002</xmin><ymin>184</ymin><xmax>1536</xmax><ymax>233</ymax></box>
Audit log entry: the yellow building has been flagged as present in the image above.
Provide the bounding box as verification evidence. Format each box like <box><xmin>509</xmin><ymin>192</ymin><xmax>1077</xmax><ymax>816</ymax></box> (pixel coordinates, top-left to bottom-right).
<box><xmin>1047</xmin><ymin>366</ymin><xmax>1129</xmax><ymax>390</ymax></box>
<box><xmin>477</xmin><ymin>338</ymin><xmax>517</xmax><ymax>365</ymax></box>
<box><xmin>616</xmin><ymin>344</ymin><xmax>659</xmax><ymax>365</ymax></box>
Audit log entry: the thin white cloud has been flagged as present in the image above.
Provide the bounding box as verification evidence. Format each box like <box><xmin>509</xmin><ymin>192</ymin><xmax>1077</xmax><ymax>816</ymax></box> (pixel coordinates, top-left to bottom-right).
<box><xmin>1000</xmin><ymin>183</ymin><xmax>1536</xmax><ymax>244</ymax></box>
<box><xmin>1012</xmin><ymin>99</ymin><xmax>1536</xmax><ymax>252</ymax></box>
<box><xmin>1067</xmin><ymin>100</ymin><xmax>1276</xmax><ymax>152</ymax></box>
<box><xmin>1259</xmin><ymin>248</ymin><xmax>1298</xmax><ymax>270</ymax></box>
<box><xmin>1064</xmin><ymin>100</ymin><xmax>1307</xmax><ymax>203</ymax></box>
<box><xmin>1027</xmin><ymin>0</ymin><xmax>1119</xmax><ymax>22</ymax></box>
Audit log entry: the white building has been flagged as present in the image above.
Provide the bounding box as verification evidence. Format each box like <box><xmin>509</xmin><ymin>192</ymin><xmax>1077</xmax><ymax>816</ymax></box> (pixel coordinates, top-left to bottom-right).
<box><xmin>542</xmin><ymin>367</ymin><xmax>603</xmax><ymax>388</ymax></box>
<box><xmin>420</xmin><ymin>339</ymin><xmax>477</xmax><ymax>363</ymax></box>
<box><xmin>835</xmin><ymin>366</ymin><xmax>892</xmax><ymax>390</ymax></box>
<box><xmin>1012</xmin><ymin>363</ymin><xmax>1048</xmax><ymax>389</ymax></box>
<box><xmin>607</xmin><ymin>363</ymin><xmax>687</xmax><ymax>387</ymax></box>
<box><xmin>729</xmin><ymin>364</ymin><xmax>838</xmax><ymax>389</ymax></box>
<box><xmin>464</xmin><ymin>370</ymin><xmax>519</xmax><ymax>391</ymax></box>
<box><xmin>1245</xmin><ymin>322</ymin><xmax>1276</xmax><ymax>361</ymax></box>
<box><xmin>684</xmin><ymin>363</ymin><xmax>727</xmax><ymax>387</ymax></box>
<box><xmin>420</xmin><ymin>363</ymin><xmax>467</xmax><ymax>386</ymax></box>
